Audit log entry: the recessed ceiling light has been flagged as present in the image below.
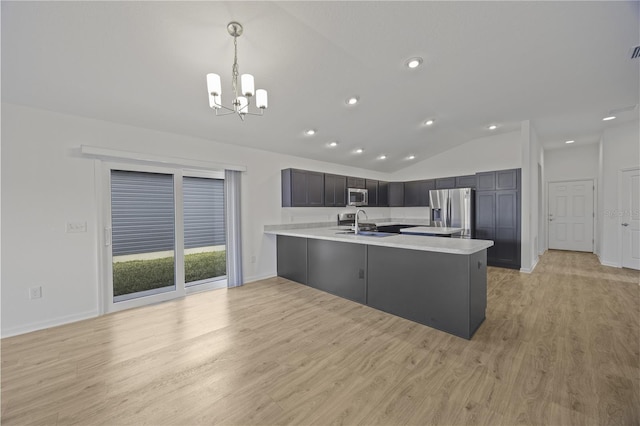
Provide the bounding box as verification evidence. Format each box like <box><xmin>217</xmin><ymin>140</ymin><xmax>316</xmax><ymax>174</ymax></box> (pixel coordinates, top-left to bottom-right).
<box><xmin>304</xmin><ymin>129</ymin><xmax>316</xmax><ymax>136</ymax></box>
<box><xmin>565</xmin><ymin>140</ymin><xmax>575</xmax><ymax>144</ymax></box>
<box><xmin>602</xmin><ymin>116</ymin><xmax>616</xmax><ymax>121</ymax></box>
<box><xmin>354</xmin><ymin>148</ymin><xmax>364</xmax><ymax>154</ymax></box>
<box><xmin>328</xmin><ymin>141</ymin><xmax>338</xmax><ymax>148</ymax></box>
<box><xmin>407</xmin><ymin>155</ymin><xmax>416</xmax><ymax>160</ymax></box>
<box><xmin>406</xmin><ymin>57</ymin><xmax>423</xmax><ymax>69</ymax></box>
<box><xmin>424</xmin><ymin>119</ymin><xmax>434</xmax><ymax>126</ymax></box>
<box><xmin>488</xmin><ymin>124</ymin><xmax>498</xmax><ymax>130</ymax></box>
<box><xmin>378</xmin><ymin>155</ymin><xmax>387</xmax><ymax>160</ymax></box>
<box><xmin>346</xmin><ymin>96</ymin><xmax>359</xmax><ymax>105</ymax></box>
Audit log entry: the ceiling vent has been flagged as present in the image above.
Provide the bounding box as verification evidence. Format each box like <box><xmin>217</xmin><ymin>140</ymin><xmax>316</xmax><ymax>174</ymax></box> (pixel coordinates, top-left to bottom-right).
<box><xmin>631</xmin><ymin>45</ymin><xmax>640</xmax><ymax>59</ymax></box>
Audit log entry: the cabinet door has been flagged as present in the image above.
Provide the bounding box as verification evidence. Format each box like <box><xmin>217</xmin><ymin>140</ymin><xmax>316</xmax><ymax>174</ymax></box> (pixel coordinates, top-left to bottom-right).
<box><xmin>475</xmin><ymin>191</ymin><xmax>496</xmax><ymax>261</ymax></box>
<box><xmin>495</xmin><ymin>190</ymin><xmax>520</xmax><ymax>266</ymax></box>
<box><xmin>436</xmin><ymin>177</ymin><xmax>456</xmax><ymax>190</ymax></box>
<box><xmin>277</xmin><ymin>236</ymin><xmax>308</xmax><ymax>284</ymax></box>
<box><xmin>324</xmin><ymin>174</ymin><xmax>346</xmax><ymax>207</ymax></box>
<box><xmin>291</xmin><ymin>169</ymin><xmax>309</xmax><ymax>206</ymax></box>
<box><xmin>404</xmin><ymin>181</ymin><xmax>421</xmax><ymax>206</ymax></box>
<box><xmin>366</xmin><ymin>179</ymin><xmax>379</xmax><ymax>206</ymax></box>
<box><xmin>389</xmin><ymin>182</ymin><xmax>405</xmax><ymax>206</ymax></box>
<box><xmin>307</xmin><ymin>171</ymin><xmax>325</xmax><ymax>206</ymax></box>
<box><xmin>307</xmin><ymin>239</ymin><xmax>366</xmax><ymax>304</ymax></box>
<box><xmin>476</xmin><ymin>172</ymin><xmax>496</xmax><ymax>191</ymax></box>
<box><xmin>378</xmin><ymin>181</ymin><xmax>389</xmax><ymax>207</ymax></box>
<box><xmin>347</xmin><ymin>176</ymin><xmax>366</xmax><ymax>189</ymax></box>
<box><xmin>496</xmin><ymin>169</ymin><xmax>519</xmax><ymax>190</ymax></box>
<box><xmin>455</xmin><ymin>175</ymin><xmax>476</xmax><ymax>188</ymax></box>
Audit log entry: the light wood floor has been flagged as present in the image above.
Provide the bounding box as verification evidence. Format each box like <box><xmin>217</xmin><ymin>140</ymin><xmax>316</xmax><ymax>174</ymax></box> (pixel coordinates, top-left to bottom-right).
<box><xmin>2</xmin><ymin>250</ymin><xmax>639</xmax><ymax>425</ymax></box>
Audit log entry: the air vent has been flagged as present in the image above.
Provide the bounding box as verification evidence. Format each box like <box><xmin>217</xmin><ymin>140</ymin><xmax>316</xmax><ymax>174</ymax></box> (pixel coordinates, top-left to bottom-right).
<box><xmin>631</xmin><ymin>45</ymin><xmax>640</xmax><ymax>59</ymax></box>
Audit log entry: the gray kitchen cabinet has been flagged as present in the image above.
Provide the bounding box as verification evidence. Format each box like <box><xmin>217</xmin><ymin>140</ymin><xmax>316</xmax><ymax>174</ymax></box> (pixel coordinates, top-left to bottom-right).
<box><xmin>347</xmin><ymin>176</ymin><xmax>366</xmax><ymax>189</ymax></box>
<box><xmin>455</xmin><ymin>175</ymin><xmax>476</xmax><ymax>188</ymax></box>
<box><xmin>404</xmin><ymin>179</ymin><xmax>435</xmax><ymax>206</ymax></box>
<box><xmin>365</xmin><ymin>179</ymin><xmax>379</xmax><ymax>206</ymax></box>
<box><xmin>282</xmin><ymin>168</ymin><xmax>325</xmax><ymax>207</ymax></box>
<box><xmin>276</xmin><ymin>235</ymin><xmax>308</xmax><ymax>284</ymax></box>
<box><xmin>436</xmin><ymin>177</ymin><xmax>456</xmax><ymax>189</ymax></box>
<box><xmin>496</xmin><ymin>169</ymin><xmax>518</xmax><ymax>190</ymax></box>
<box><xmin>475</xmin><ymin>168</ymin><xmax>521</xmax><ymax>269</ymax></box>
<box><xmin>324</xmin><ymin>173</ymin><xmax>347</xmax><ymax>207</ymax></box>
<box><xmin>367</xmin><ymin>245</ymin><xmax>486</xmax><ymax>339</ymax></box>
<box><xmin>476</xmin><ymin>171</ymin><xmax>497</xmax><ymax>191</ymax></box>
<box><xmin>378</xmin><ymin>181</ymin><xmax>389</xmax><ymax>206</ymax></box>
<box><xmin>307</xmin><ymin>239</ymin><xmax>366</xmax><ymax>304</ymax></box>
<box><xmin>388</xmin><ymin>182</ymin><xmax>405</xmax><ymax>206</ymax></box>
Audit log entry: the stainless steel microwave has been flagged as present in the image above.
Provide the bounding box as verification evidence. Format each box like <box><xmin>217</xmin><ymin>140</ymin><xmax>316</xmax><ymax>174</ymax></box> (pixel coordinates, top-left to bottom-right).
<box><xmin>347</xmin><ymin>188</ymin><xmax>368</xmax><ymax>206</ymax></box>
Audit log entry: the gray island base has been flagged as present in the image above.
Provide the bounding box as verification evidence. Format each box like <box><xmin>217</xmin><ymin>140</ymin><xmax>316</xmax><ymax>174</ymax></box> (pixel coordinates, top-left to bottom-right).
<box><xmin>275</xmin><ymin>233</ymin><xmax>489</xmax><ymax>340</ymax></box>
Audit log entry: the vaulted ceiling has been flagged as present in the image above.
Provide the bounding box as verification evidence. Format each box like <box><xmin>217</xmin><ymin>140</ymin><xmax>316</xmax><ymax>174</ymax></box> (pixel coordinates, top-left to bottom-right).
<box><xmin>2</xmin><ymin>1</ymin><xmax>638</xmax><ymax>172</ymax></box>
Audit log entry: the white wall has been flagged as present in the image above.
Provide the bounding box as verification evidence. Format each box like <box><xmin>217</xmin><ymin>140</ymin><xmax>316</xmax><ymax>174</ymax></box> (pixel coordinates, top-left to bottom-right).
<box><xmin>0</xmin><ymin>103</ymin><xmax>395</xmax><ymax>337</ymax></box>
<box><xmin>545</xmin><ymin>143</ymin><xmax>599</xmax><ymax>182</ymax></box>
<box><xmin>598</xmin><ymin>121</ymin><xmax>640</xmax><ymax>267</ymax></box>
<box><xmin>389</xmin><ymin>131</ymin><xmax>522</xmax><ymax>181</ymax></box>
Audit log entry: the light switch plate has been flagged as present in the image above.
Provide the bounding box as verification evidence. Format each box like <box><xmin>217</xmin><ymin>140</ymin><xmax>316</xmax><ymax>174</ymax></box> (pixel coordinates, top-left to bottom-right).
<box><xmin>66</xmin><ymin>221</ymin><xmax>87</xmax><ymax>233</ymax></box>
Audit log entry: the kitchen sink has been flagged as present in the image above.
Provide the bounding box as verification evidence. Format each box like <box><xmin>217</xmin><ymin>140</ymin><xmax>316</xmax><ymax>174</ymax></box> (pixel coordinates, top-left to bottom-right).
<box><xmin>335</xmin><ymin>230</ymin><xmax>395</xmax><ymax>237</ymax></box>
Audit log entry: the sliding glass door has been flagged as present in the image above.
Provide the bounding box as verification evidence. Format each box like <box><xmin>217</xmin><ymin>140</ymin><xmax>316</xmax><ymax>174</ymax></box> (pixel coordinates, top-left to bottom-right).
<box><xmin>102</xmin><ymin>163</ymin><xmax>226</xmax><ymax>312</ymax></box>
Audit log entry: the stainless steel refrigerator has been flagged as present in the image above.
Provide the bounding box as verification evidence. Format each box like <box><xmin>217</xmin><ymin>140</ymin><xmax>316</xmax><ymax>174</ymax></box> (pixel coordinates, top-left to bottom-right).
<box><xmin>429</xmin><ymin>188</ymin><xmax>475</xmax><ymax>238</ymax></box>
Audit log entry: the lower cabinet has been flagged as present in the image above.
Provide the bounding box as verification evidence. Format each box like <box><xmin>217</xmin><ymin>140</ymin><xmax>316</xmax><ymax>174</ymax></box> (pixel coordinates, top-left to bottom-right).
<box><xmin>307</xmin><ymin>239</ymin><xmax>366</xmax><ymax>303</ymax></box>
<box><xmin>275</xmin><ymin>235</ymin><xmax>487</xmax><ymax>339</ymax></box>
<box><xmin>367</xmin><ymin>246</ymin><xmax>486</xmax><ymax>339</ymax></box>
<box><xmin>277</xmin><ymin>235</ymin><xmax>308</xmax><ymax>284</ymax></box>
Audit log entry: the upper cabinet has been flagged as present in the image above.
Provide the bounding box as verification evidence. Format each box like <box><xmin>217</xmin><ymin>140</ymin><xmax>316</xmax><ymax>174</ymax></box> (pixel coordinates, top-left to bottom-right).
<box><xmin>388</xmin><ymin>182</ymin><xmax>405</xmax><ymax>207</ymax></box>
<box><xmin>455</xmin><ymin>175</ymin><xmax>476</xmax><ymax>188</ymax></box>
<box><xmin>347</xmin><ymin>176</ymin><xmax>366</xmax><ymax>189</ymax></box>
<box><xmin>476</xmin><ymin>169</ymin><xmax>519</xmax><ymax>191</ymax></box>
<box><xmin>404</xmin><ymin>179</ymin><xmax>434</xmax><ymax>206</ymax></box>
<box><xmin>496</xmin><ymin>169</ymin><xmax>519</xmax><ymax>190</ymax></box>
<box><xmin>282</xmin><ymin>168</ymin><xmax>325</xmax><ymax>207</ymax></box>
<box><xmin>365</xmin><ymin>179</ymin><xmax>379</xmax><ymax>206</ymax></box>
<box><xmin>435</xmin><ymin>177</ymin><xmax>456</xmax><ymax>190</ymax></box>
<box><xmin>324</xmin><ymin>174</ymin><xmax>347</xmax><ymax>207</ymax></box>
<box><xmin>378</xmin><ymin>181</ymin><xmax>389</xmax><ymax>207</ymax></box>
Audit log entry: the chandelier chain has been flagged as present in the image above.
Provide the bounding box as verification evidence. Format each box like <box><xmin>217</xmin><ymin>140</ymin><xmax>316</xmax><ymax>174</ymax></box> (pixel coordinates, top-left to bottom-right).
<box><xmin>232</xmin><ymin>35</ymin><xmax>239</xmax><ymax>104</ymax></box>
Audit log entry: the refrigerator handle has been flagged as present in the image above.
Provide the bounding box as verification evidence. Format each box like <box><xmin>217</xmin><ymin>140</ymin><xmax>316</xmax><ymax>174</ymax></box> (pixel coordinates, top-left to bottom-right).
<box><xmin>447</xmin><ymin>194</ymin><xmax>452</xmax><ymax>227</ymax></box>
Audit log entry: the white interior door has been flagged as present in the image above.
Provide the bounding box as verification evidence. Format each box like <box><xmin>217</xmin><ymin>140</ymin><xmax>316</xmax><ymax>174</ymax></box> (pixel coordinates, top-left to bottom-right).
<box><xmin>621</xmin><ymin>169</ymin><xmax>640</xmax><ymax>270</ymax></box>
<box><xmin>548</xmin><ymin>180</ymin><xmax>594</xmax><ymax>252</ymax></box>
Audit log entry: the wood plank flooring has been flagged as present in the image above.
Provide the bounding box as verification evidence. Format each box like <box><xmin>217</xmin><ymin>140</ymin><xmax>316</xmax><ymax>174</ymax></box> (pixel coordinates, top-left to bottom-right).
<box><xmin>2</xmin><ymin>250</ymin><xmax>639</xmax><ymax>425</ymax></box>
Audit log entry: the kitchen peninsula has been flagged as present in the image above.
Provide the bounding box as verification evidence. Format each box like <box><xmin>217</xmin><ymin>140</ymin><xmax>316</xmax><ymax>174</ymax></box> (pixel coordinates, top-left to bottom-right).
<box><xmin>265</xmin><ymin>226</ymin><xmax>493</xmax><ymax>339</ymax></box>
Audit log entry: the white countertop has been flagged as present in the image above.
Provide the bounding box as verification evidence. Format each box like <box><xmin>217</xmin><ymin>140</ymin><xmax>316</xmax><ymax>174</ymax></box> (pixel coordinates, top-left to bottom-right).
<box><xmin>400</xmin><ymin>226</ymin><xmax>463</xmax><ymax>235</ymax></box>
<box><xmin>265</xmin><ymin>227</ymin><xmax>493</xmax><ymax>255</ymax></box>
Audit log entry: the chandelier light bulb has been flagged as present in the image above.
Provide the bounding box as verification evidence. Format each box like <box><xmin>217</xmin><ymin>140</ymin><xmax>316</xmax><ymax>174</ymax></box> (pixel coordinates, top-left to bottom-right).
<box><xmin>241</xmin><ymin>74</ymin><xmax>255</xmax><ymax>96</ymax></box>
<box><xmin>256</xmin><ymin>89</ymin><xmax>268</xmax><ymax>109</ymax></box>
<box><xmin>237</xmin><ymin>96</ymin><xmax>248</xmax><ymax>114</ymax></box>
<box><xmin>207</xmin><ymin>73</ymin><xmax>222</xmax><ymax>97</ymax></box>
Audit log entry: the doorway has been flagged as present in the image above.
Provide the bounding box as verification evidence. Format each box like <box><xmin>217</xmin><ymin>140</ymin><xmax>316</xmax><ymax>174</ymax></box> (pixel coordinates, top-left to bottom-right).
<box><xmin>102</xmin><ymin>162</ymin><xmax>227</xmax><ymax>313</ymax></box>
<box><xmin>548</xmin><ymin>180</ymin><xmax>594</xmax><ymax>252</ymax></box>
<box><xmin>620</xmin><ymin>168</ymin><xmax>640</xmax><ymax>270</ymax></box>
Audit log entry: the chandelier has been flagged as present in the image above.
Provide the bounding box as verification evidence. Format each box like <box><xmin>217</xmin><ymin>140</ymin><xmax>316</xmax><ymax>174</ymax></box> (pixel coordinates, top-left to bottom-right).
<box><xmin>206</xmin><ymin>22</ymin><xmax>268</xmax><ymax>120</ymax></box>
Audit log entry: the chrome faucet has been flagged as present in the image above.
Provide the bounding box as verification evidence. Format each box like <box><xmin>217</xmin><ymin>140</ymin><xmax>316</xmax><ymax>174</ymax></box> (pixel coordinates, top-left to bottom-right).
<box><xmin>355</xmin><ymin>209</ymin><xmax>368</xmax><ymax>235</ymax></box>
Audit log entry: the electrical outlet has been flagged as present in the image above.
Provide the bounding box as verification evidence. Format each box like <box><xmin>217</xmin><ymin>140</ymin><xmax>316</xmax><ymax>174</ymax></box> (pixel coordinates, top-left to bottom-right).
<box><xmin>66</xmin><ymin>221</ymin><xmax>87</xmax><ymax>233</ymax></box>
<box><xmin>29</xmin><ymin>286</ymin><xmax>42</xmax><ymax>300</ymax></box>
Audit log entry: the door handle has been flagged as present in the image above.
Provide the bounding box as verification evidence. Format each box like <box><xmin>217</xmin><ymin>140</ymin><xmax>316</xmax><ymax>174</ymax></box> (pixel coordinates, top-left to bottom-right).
<box><xmin>622</xmin><ymin>223</ymin><xmax>629</xmax><ymax>227</ymax></box>
<box><xmin>104</xmin><ymin>227</ymin><xmax>112</xmax><ymax>246</ymax></box>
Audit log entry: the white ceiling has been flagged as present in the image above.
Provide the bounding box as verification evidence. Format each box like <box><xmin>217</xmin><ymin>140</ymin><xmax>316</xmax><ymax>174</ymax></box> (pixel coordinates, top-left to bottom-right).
<box><xmin>2</xmin><ymin>1</ymin><xmax>639</xmax><ymax>173</ymax></box>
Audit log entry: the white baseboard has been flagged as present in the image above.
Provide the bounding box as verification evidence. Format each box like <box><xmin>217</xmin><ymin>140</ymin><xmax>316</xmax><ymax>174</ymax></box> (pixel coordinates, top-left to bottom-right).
<box><xmin>244</xmin><ymin>273</ymin><xmax>277</xmax><ymax>284</ymax></box>
<box><xmin>1</xmin><ymin>309</ymin><xmax>99</xmax><ymax>339</ymax></box>
<box><xmin>596</xmin><ymin>253</ymin><xmax>620</xmax><ymax>268</ymax></box>
<box><xmin>520</xmin><ymin>257</ymin><xmax>539</xmax><ymax>274</ymax></box>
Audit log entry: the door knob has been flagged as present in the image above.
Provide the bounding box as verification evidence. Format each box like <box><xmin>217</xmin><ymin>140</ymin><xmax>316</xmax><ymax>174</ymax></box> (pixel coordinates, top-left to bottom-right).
<box><xmin>622</xmin><ymin>223</ymin><xmax>629</xmax><ymax>227</ymax></box>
